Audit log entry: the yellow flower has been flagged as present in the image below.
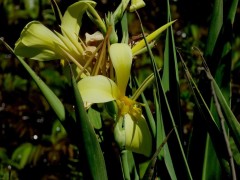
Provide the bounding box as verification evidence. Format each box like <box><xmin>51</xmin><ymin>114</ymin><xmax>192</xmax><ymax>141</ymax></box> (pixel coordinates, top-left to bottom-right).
<box><xmin>14</xmin><ymin>21</ymin><xmax>83</xmax><ymax>62</ymax></box>
<box><xmin>78</xmin><ymin>43</ymin><xmax>152</xmax><ymax>156</ymax></box>
<box><xmin>14</xmin><ymin>1</ymin><xmax>98</xmax><ymax>74</ymax></box>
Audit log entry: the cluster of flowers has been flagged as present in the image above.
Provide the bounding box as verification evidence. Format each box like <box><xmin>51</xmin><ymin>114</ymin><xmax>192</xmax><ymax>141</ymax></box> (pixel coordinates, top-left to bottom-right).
<box><xmin>14</xmin><ymin>0</ymin><xmax>174</xmax><ymax>157</ymax></box>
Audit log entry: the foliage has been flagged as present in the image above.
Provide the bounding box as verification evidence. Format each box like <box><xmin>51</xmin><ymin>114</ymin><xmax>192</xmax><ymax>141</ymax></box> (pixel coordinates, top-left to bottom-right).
<box><xmin>0</xmin><ymin>0</ymin><xmax>240</xmax><ymax>179</ymax></box>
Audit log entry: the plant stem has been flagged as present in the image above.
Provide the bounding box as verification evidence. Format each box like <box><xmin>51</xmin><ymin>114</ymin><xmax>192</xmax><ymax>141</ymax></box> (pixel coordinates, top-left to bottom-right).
<box><xmin>120</xmin><ymin>150</ymin><xmax>130</xmax><ymax>180</ymax></box>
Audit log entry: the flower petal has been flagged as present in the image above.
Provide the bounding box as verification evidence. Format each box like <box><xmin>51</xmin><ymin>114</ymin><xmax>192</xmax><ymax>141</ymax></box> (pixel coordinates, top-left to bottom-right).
<box><xmin>78</xmin><ymin>75</ymin><xmax>120</xmax><ymax>103</ymax></box>
<box><xmin>54</xmin><ymin>30</ymin><xmax>81</xmax><ymax>61</ymax></box>
<box><xmin>125</xmin><ymin>114</ymin><xmax>152</xmax><ymax>157</ymax></box>
<box><xmin>109</xmin><ymin>43</ymin><xmax>132</xmax><ymax>96</ymax></box>
<box><xmin>14</xmin><ymin>21</ymin><xmax>62</xmax><ymax>60</ymax></box>
<box><xmin>61</xmin><ymin>1</ymin><xmax>96</xmax><ymax>40</ymax></box>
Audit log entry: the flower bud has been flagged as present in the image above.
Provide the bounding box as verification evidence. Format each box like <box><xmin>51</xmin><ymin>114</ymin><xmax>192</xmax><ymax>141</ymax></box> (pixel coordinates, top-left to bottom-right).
<box><xmin>114</xmin><ymin>114</ymin><xmax>152</xmax><ymax>157</ymax></box>
<box><xmin>129</xmin><ymin>0</ymin><xmax>146</xmax><ymax>12</ymax></box>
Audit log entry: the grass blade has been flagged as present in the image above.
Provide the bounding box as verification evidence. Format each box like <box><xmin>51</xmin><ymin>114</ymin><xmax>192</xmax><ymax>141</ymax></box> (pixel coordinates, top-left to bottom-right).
<box><xmin>135</xmin><ymin>11</ymin><xmax>192</xmax><ymax>180</ymax></box>
<box><xmin>178</xmin><ymin>52</ymin><xmax>232</xmax><ymax>179</ymax></box>
<box><xmin>161</xmin><ymin>1</ymin><xmax>184</xmax><ymax>178</ymax></box>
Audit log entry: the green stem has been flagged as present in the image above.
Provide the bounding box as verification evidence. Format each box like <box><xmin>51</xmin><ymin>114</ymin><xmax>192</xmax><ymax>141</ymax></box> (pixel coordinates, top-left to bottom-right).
<box><xmin>120</xmin><ymin>150</ymin><xmax>130</xmax><ymax>180</ymax></box>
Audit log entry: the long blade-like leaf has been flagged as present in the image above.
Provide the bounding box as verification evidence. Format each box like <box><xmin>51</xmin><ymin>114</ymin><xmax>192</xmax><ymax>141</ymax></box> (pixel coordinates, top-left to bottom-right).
<box><xmin>70</xmin><ymin>67</ymin><xmax>108</xmax><ymax>180</ymax></box>
<box><xmin>1</xmin><ymin>39</ymin><xmax>65</xmax><ymax>122</ymax></box>
<box><xmin>212</xmin><ymin>78</ymin><xmax>240</xmax><ymax>151</ymax></box>
<box><xmin>178</xmin><ymin>52</ymin><xmax>231</xmax><ymax>179</ymax></box>
<box><xmin>161</xmin><ymin>1</ymin><xmax>183</xmax><ymax>179</ymax></box>
<box><xmin>135</xmin><ymin>11</ymin><xmax>192</xmax><ymax>180</ymax></box>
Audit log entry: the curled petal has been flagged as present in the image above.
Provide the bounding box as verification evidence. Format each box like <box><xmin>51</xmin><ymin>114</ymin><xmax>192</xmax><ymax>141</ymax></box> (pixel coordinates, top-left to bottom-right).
<box><xmin>14</xmin><ymin>21</ymin><xmax>63</xmax><ymax>60</ymax></box>
<box><xmin>125</xmin><ymin>114</ymin><xmax>152</xmax><ymax>157</ymax></box>
<box><xmin>109</xmin><ymin>43</ymin><xmax>132</xmax><ymax>96</ymax></box>
<box><xmin>61</xmin><ymin>1</ymin><xmax>96</xmax><ymax>41</ymax></box>
<box><xmin>78</xmin><ymin>75</ymin><xmax>120</xmax><ymax>103</ymax></box>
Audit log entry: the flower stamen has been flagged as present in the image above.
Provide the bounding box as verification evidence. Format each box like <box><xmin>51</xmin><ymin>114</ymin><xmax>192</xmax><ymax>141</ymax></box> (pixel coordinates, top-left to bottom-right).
<box><xmin>117</xmin><ymin>96</ymin><xmax>142</xmax><ymax>121</ymax></box>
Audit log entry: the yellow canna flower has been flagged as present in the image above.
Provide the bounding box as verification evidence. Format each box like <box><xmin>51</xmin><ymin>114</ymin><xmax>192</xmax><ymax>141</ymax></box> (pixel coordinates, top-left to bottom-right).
<box><xmin>78</xmin><ymin>43</ymin><xmax>152</xmax><ymax>156</ymax></box>
<box><xmin>14</xmin><ymin>1</ymin><xmax>98</xmax><ymax>74</ymax></box>
<box><xmin>14</xmin><ymin>21</ymin><xmax>83</xmax><ymax>62</ymax></box>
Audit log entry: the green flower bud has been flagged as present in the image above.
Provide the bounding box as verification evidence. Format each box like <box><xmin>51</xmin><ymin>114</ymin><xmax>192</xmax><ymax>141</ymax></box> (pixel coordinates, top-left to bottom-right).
<box><xmin>129</xmin><ymin>0</ymin><xmax>146</xmax><ymax>12</ymax></box>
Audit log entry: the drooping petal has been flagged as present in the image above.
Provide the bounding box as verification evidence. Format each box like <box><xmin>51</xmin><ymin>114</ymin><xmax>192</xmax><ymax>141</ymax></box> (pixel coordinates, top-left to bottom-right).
<box><xmin>125</xmin><ymin>114</ymin><xmax>152</xmax><ymax>157</ymax></box>
<box><xmin>61</xmin><ymin>1</ymin><xmax>96</xmax><ymax>41</ymax></box>
<box><xmin>14</xmin><ymin>21</ymin><xmax>63</xmax><ymax>60</ymax></box>
<box><xmin>78</xmin><ymin>75</ymin><xmax>120</xmax><ymax>103</ymax></box>
<box><xmin>109</xmin><ymin>43</ymin><xmax>132</xmax><ymax>96</ymax></box>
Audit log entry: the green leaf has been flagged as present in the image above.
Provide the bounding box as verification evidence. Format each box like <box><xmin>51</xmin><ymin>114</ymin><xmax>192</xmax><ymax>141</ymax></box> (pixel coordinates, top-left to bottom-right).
<box><xmin>88</xmin><ymin>107</ymin><xmax>102</xmax><ymax>130</ymax></box>
<box><xmin>179</xmin><ymin>54</ymin><xmax>230</xmax><ymax>179</ymax></box>
<box><xmin>120</xmin><ymin>11</ymin><xmax>129</xmax><ymax>44</ymax></box>
<box><xmin>11</xmin><ymin>143</ymin><xmax>33</xmax><ymax>169</ymax></box>
<box><xmin>127</xmin><ymin>151</ymin><xmax>139</xmax><ymax>179</ymax></box>
<box><xmin>136</xmin><ymin>11</ymin><xmax>192</xmax><ymax>179</ymax></box>
<box><xmin>161</xmin><ymin>1</ymin><xmax>182</xmax><ymax>178</ymax></box>
<box><xmin>204</xmin><ymin>0</ymin><xmax>223</xmax><ymax>58</ymax></box>
<box><xmin>143</xmin><ymin>127</ymin><xmax>174</xmax><ymax>180</ymax></box>
<box><xmin>2</xmin><ymin>40</ymin><xmax>65</xmax><ymax>122</ymax></box>
<box><xmin>3</xmin><ymin>74</ymin><xmax>27</xmax><ymax>91</ymax></box>
<box><xmin>49</xmin><ymin>0</ymin><xmax>63</xmax><ymax>24</ymax></box>
<box><xmin>0</xmin><ymin>148</ymin><xmax>8</xmax><ymax>162</ymax></box>
<box><xmin>212</xmin><ymin>78</ymin><xmax>240</xmax><ymax>151</ymax></box>
<box><xmin>16</xmin><ymin>55</ymin><xmax>65</xmax><ymax>122</ymax></box>
<box><xmin>85</xmin><ymin>4</ymin><xmax>106</xmax><ymax>34</ymax></box>
<box><xmin>197</xmin><ymin>0</ymin><xmax>239</xmax><ymax>178</ymax></box>
<box><xmin>50</xmin><ymin>120</ymin><xmax>67</xmax><ymax>144</ymax></box>
<box><xmin>23</xmin><ymin>0</ymin><xmax>39</xmax><ymax>19</ymax></box>
<box><xmin>154</xmin><ymin>88</ymin><xmax>176</xmax><ymax>180</ymax></box>
<box><xmin>70</xmin><ymin>68</ymin><xmax>108</xmax><ymax>180</ymax></box>
<box><xmin>133</xmin><ymin>76</ymin><xmax>156</xmax><ymax>137</ymax></box>
<box><xmin>201</xmin><ymin>135</ymin><xmax>223</xmax><ymax>180</ymax></box>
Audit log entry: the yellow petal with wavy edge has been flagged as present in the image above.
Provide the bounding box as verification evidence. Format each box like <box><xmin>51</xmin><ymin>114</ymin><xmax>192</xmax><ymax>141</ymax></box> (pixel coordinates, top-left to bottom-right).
<box><xmin>129</xmin><ymin>0</ymin><xmax>146</xmax><ymax>12</ymax></box>
<box><xmin>78</xmin><ymin>75</ymin><xmax>120</xmax><ymax>103</ymax></box>
<box><xmin>109</xmin><ymin>43</ymin><xmax>132</xmax><ymax>97</ymax></box>
<box><xmin>131</xmin><ymin>20</ymin><xmax>177</xmax><ymax>55</ymax></box>
<box><xmin>124</xmin><ymin>114</ymin><xmax>152</xmax><ymax>157</ymax></box>
<box><xmin>14</xmin><ymin>21</ymin><xmax>63</xmax><ymax>60</ymax></box>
